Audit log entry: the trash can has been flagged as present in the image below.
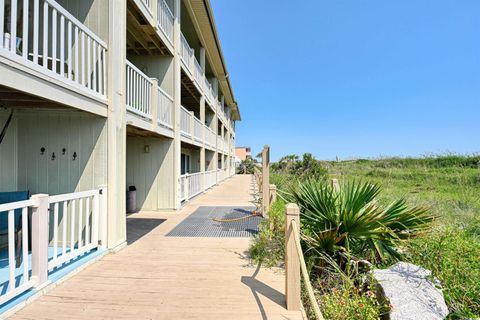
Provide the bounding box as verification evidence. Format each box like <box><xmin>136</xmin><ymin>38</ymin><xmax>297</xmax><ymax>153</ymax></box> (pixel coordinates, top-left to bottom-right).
<box><xmin>126</xmin><ymin>186</ymin><xmax>137</xmax><ymax>213</ymax></box>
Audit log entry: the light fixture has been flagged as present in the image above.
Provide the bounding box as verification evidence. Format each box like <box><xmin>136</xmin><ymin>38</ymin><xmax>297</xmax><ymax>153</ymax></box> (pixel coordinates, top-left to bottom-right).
<box><xmin>144</xmin><ymin>145</ymin><xmax>150</xmax><ymax>153</ymax></box>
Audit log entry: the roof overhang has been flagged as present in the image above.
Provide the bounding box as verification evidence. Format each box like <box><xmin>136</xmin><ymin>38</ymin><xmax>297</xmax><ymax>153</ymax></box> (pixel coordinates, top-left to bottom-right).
<box><xmin>185</xmin><ymin>0</ymin><xmax>241</xmax><ymax>121</ymax></box>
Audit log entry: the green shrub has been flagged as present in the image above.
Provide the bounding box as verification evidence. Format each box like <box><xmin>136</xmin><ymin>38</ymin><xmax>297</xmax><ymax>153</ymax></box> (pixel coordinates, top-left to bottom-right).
<box><xmin>249</xmin><ymin>200</ymin><xmax>286</xmax><ymax>267</ymax></box>
<box><xmin>289</xmin><ymin>180</ymin><xmax>433</xmax><ymax>264</ymax></box>
<box><xmin>406</xmin><ymin>225</ymin><xmax>480</xmax><ymax>318</ymax></box>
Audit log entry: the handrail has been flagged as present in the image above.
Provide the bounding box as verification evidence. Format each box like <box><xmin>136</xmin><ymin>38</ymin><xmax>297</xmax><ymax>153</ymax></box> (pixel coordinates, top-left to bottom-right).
<box><xmin>291</xmin><ymin>219</ymin><xmax>325</xmax><ymax>320</ymax></box>
<box><xmin>46</xmin><ymin>0</ymin><xmax>107</xmax><ymax>48</ymax></box>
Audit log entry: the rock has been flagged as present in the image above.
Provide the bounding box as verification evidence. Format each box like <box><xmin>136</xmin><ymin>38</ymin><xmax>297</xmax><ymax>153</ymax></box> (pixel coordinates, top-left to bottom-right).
<box><xmin>373</xmin><ymin>262</ymin><xmax>449</xmax><ymax>320</ymax></box>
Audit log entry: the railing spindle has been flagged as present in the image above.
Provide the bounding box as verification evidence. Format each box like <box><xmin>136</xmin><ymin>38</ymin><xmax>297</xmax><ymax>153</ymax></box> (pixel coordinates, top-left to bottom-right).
<box><xmin>10</xmin><ymin>0</ymin><xmax>17</xmax><ymax>52</ymax></box>
<box><xmin>62</xmin><ymin>200</ymin><xmax>67</xmax><ymax>255</ymax></box>
<box><xmin>22</xmin><ymin>207</ymin><xmax>29</xmax><ymax>282</ymax></box>
<box><xmin>78</xmin><ymin>197</ymin><xmax>83</xmax><ymax>248</ymax></box>
<box><xmin>52</xmin><ymin>8</ymin><xmax>57</xmax><ymax>73</ymax></box>
<box><xmin>53</xmin><ymin>202</ymin><xmax>59</xmax><ymax>258</ymax></box>
<box><xmin>8</xmin><ymin>210</ymin><xmax>15</xmax><ymax>292</ymax></box>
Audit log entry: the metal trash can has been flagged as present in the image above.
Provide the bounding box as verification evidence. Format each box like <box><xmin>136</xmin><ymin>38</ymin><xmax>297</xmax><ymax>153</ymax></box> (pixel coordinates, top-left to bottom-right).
<box><xmin>126</xmin><ymin>186</ymin><xmax>137</xmax><ymax>213</ymax></box>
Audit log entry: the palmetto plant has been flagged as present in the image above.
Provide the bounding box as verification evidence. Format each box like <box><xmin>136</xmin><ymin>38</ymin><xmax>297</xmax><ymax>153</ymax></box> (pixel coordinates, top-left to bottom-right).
<box><xmin>289</xmin><ymin>180</ymin><xmax>433</xmax><ymax>263</ymax></box>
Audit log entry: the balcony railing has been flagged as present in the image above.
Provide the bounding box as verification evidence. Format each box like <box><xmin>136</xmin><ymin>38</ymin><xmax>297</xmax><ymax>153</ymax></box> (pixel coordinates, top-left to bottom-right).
<box><xmin>205</xmin><ymin>127</ymin><xmax>216</xmax><ymax>148</ymax></box>
<box><xmin>157</xmin><ymin>0</ymin><xmax>174</xmax><ymax>44</ymax></box>
<box><xmin>157</xmin><ymin>86</ymin><xmax>173</xmax><ymax>128</ymax></box>
<box><xmin>180</xmin><ymin>106</ymin><xmax>192</xmax><ymax>137</ymax></box>
<box><xmin>0</xmin><ymin>188</ymin><xmax>105</xmax><ymax>305</ymax></box>
<box><xmin>0</xmin><ymin>0</ymin><xmax>108</xmax><ymax>98</ymax></box>
<box><xmin>180</xmin><ymin>33</ymin><xmax>193</xmax><ymax>73</ymax></box>
<box><xmin>126</xmin><ymin>60</ymin><xmax>153</xmax><ymax>119</ymax></box>
<box><xmin>193</xmin><ymin>117</ymin><xmax>203</xmax><ymax>142</ymax></box>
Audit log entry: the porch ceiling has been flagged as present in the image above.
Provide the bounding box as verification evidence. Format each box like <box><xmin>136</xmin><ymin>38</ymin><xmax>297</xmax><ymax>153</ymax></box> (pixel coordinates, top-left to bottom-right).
<box><xmin>0</xmin><ymin>85</ymin><xmax>69</xmax><ymax>110</ymax></box>
<box><xmin>127</xmin><ymin>0</ymin><xmax>172</xmax><ymax>56</ymax></box>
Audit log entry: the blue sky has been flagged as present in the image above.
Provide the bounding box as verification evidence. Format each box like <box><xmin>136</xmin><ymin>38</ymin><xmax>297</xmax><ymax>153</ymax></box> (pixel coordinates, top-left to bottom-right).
<box><xmin>211</xmin><ymin>0</ymin><xmax>480</xmax><ymax>161</ymax></box>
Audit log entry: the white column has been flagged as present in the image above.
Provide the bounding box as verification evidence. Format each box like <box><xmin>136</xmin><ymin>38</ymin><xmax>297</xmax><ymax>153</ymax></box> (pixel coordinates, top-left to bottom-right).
<box><xmin>173</xmin><ymin>0</ymin><xmax>182</xmax><ymax>209</ymax></box>
<box><xmin>31</xmin><ymin>194</ymin><xmax>49</xmax><ymax>288</ymax></box>
<box><xmin>107</xmin><ymin>0</ymin><xmax>127</xmax><ymax>248</ymax></box>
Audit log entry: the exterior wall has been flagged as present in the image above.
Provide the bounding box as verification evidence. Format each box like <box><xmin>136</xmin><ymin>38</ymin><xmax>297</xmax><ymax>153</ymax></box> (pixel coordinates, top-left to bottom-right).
<box><xmin>0</xmin><ymin>111</ymin><xmax>18</xmax><ymax>192</ymax></box>
<box><xmin>126</xmin><ymin>136</ymin><xmax>175</xmax><ymax>210</ymax></box>
<box><xmin>181</xmin><ymin>146</ymin><xmax>201</xmax><ymax>173</ymax></box>
<box><xmin>235</xmin><ymin>147</ymin><xmax>251</xmax><ymax>161</ymax></box>
<box><xmin>0</xmin><ymin>111</ymin><xmax>107</xmax><ymax>194</ymax></box>
<box><xmin>57</xmin><ymin>0</ymin><xmax>110</xmax><ymax>42</ymax></box>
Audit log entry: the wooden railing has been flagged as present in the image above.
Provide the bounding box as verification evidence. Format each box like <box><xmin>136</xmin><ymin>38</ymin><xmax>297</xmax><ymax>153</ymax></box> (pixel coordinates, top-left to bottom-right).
<box><xmin>285</xmin><ymin>203</ymin><xmax>324</xmax><ymax>320</ymax></box>
<box><xmin>193</xmin><ymin>117</ymin><xmax>203</xmax><ymax>142</ymax></box>
<box><xmin>204</xmin><ymin>170</ymin><xmax>216</xmax><ymax>190</ymax></box>
<box><xmin>126</xmin><ymin>60</ymin><xmax>153</xmax><ymax>119</ymax></box>
<box><xmin>157</xmin><ymin>86</ymin><xmax>173</xmax><ymax>128</ymax></box>
<box><xmin>0</xmin><ymin>0</ymin><xmax>108</xmax><ymax>98</ymax></box>
<box><xmin>0</xmin><ymin>188</ymin><xmax>106</xmax><ymax>305</ymax></box>
<box><xmin>156</xmin><ymin>0</ymin><xmax>174</xmax><ymax>44</ymax></box>
<box><xmin>47</xmin><ymin>189</ymin><xmax>101</xmax><ymax>270</ymax></box>
<box><xmin>205</xmin><ymin>127</ymin><xmax>216</xmax><ymax>148</ymax></box>
<box><xmin>188</xmin><ymin>172</ymin><xmax>202</xmax><ymax>198</ymax></box>
<box><xmin>180</xmin><ymin>33</ymin><xmax>194</xmax><ymax>73</ymax></box>
<box><xmin>180</xmin><ymin>105</ymin><xmax>192</xmax><ymax>137</ymax></box>
<box><xmin>0</xmin><ymin>198</ymin><xmax>37</xmax><ymax>305</ymax></box>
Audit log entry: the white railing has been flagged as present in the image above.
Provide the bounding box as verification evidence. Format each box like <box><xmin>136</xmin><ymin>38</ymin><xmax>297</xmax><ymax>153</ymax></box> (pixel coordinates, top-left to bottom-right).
<box><xmin>204</xmin><ymin>170</ymin><xmax>216</xmax><ymax>190</ymax></box>
<box><xmin>0</xmin><ymin>188</ymin><xmax>105</xmax><ymax>306</ymax></box>
<box><xmin>157</xmin><ymin>86</ymin><xmax>173</xmax><ymax>128</ymax></box>
<box><xmin>193</xmin><ymin>58</ymin><xmax>203</xmax><ymax>88</ymax></box>
<box><xmin>205</xmin><ymin>127</ymin><xmax>216</xmax><ymax>148</ymax></box>
<box><xmin>141</xmin><ymin>0</ymin><xmax>152</xmax><ymax>11</ymax></box>
<box><xmin>179</xmin><ymin>175</ymin><xmax>187</xmax><ymax>202</ymax></box>
<box><xmin>0</xmin><ymin>0</ymin><xmax>107</xmax><ymax>98</ymax></box>
<box><xmin>180</xmin><ymin>33</ymin><xmax>194</xmax><ymax>73</ymax></box>
<box><xmin>47</xmin><ymin>189</ymin><xmax>101</xmax><ymax>271</ymax></box>
<box><xmin>188</xmin><ymin>172</ymin><xmax>203</xmax><ymax>198</ymax></box>
<box><xmin>157</xmin><ymin>0</ymin><xmax>174</xmax><ymax>44</ymax></box>
<box><xmin>0</xmin><ymin>199</ymin><xmax>37</xmax><ymax>305</ymax></box>
<box><xmin>180</xmin><ymin>106</ymin><xmax>192</xmax><ymax>137</ymax></box>
<box><xmin>126</xmin><ymin>60</ymin><xmax>153</xmax><ymax>119</ymax></box>
<box><xmin>193</xmin><ymin>117</ymin><xmax>203</xmax><ymax>142</ymax></box>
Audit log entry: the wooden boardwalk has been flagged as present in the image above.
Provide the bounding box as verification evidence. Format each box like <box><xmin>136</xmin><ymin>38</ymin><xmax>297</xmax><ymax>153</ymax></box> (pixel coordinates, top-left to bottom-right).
<box><xmin>12</xmin><ymin>175</ymin><xmax>302</xmax><ymax>320</ymax></box>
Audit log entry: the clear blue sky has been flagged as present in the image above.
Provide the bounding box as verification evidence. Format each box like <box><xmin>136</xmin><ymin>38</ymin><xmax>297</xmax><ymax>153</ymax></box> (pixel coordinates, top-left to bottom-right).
<box><xmin>211</xmin><ymin>0</ymin><xmax>480</xmax><ymax>161</ymax></box>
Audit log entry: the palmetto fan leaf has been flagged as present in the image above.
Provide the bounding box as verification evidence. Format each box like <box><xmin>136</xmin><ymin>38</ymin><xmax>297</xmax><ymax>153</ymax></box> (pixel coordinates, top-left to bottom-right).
<box><xmin>290</xmin><ymin>180</ymin><xmax>432</xmax><ymax>261</ymax></box>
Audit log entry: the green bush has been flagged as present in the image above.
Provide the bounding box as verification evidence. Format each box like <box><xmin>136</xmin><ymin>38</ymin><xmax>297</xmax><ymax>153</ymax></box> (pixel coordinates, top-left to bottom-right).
<box><xmin>406</xmin><ymin>225</ymin><xmax>480</xmax><ymax>318</ymax></box>
<box><xmin>289</xmin><ymin>180</ymin><xmax>433</xmax><ymax>264</ymax></box>
<box><xmin>249</xmin><ymin>200</ymin><xmax>286</xmax><ymax>267</ymax></box>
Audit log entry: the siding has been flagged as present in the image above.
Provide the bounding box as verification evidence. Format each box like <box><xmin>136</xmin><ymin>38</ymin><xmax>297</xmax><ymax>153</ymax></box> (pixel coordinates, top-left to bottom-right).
<box><xmin>14</xmin><ymin>111</ymin><xmax>107</xmax><ymax>195</ymax></box>
<box><xmin>126</xmin><ymin>136</ymin><xmax>175</xmax><ymax>211</ymax></box>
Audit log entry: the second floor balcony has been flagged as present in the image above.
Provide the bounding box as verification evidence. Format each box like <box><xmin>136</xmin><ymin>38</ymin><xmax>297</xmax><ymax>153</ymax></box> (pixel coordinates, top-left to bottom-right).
<box><xmin>0</xmin><ymin>0</ymin><xmax>108</xmax><ymax>103</ymax></box>
<box><xmin>126</xmin><ymin>60</ymin><xmax>174</xmax><ymax>132</ymax></box>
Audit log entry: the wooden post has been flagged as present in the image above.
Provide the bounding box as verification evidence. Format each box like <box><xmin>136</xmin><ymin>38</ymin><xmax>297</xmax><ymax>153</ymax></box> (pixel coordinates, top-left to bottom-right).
<box><xmin>262</xmin><ymin>145</ymin><xmax>270</xmax><ymax>216</ymax></box>
<box><xmin>331</xmin><ymin>178</ymin><xmax>340</xmax><ymax>192</ymax></box>
<box><xmin>285</xmin><ymin>203</ymin><xmax>301</xmax><ymax>311</ymax></box>
<box><xmin>269</xmin><ymin>184</ymin><xmax>277</xmax><ymax>204</ymax></box>
<box><xmin>31</xmin><ymin>194</ymin><xmax>49</xmax><ymax>288</ymax></box>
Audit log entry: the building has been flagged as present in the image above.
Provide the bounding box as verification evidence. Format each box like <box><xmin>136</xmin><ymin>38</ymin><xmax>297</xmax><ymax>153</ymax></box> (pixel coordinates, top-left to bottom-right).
<box><xmin>235</xmin><ymin>146</ymin><xmax>251</xmax><ymax>161</ymax></box>
<box><xmin>0</xmin><ymin>0</ymin><xmax>238</xmax><ymax>308</ymax></box>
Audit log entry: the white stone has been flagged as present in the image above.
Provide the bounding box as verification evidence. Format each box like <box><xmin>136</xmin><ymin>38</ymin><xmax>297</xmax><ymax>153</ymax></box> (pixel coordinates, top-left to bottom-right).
<box><xmin>373</xmin><ymin>262</ymin><xmax>449</xmax><ymax>320</ymax></box>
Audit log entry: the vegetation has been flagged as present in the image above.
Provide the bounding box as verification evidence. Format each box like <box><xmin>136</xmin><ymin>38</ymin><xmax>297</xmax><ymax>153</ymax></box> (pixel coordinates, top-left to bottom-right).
<box><xmin>289</xmin><ymin>180</ymin><xmax>433</xmax><ymax>264</ymax></box>
<box><xmin>236</xmin><ymin>157</ymin><xmax>257</xmax><ymax>174</ymax></box>
<box><xmin>250</xmin><ymin>154</ymin><xmax>480</xmax><ymax>319</ymax></box>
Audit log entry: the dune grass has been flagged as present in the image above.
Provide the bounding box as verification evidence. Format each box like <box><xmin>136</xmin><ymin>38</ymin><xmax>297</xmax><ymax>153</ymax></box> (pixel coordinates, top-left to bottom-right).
<box><xmin>326</xmin><ymin>155</ymin><xmax>480</xmax><ymax>318</ymax></box>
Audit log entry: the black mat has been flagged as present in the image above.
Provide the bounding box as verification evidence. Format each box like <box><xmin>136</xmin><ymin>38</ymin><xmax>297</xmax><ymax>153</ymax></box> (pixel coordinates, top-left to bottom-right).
<box><xmin>166</xmin><ymin>206</ymin><xmax>261</xmax><ymax>237</ymax></box>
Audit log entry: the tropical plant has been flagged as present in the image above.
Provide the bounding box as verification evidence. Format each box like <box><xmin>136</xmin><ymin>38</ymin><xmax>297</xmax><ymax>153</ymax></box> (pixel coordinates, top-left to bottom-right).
<box><xmin>288</xmin><ymin>180</ymin><xmax>433</xmax><ymax>264</ymax></box>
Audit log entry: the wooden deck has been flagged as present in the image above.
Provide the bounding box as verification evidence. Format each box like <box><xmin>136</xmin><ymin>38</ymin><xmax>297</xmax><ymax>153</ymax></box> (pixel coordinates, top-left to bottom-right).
<box><xmin>12</xmin><ymin>175</ymin><xmax>302</xmax><ymax>320</ymax></box>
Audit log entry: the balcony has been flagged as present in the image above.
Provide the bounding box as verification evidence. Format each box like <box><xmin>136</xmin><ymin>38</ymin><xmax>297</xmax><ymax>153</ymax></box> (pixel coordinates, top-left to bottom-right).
<box><xmin>125</xmin><ymin>60</ymin><xmax>174</xmax><ymax>134</ymax></box>
<box><xmin>136</xmin><ymin>0</ymin><xmax>174</xmax><ymax>48</ymax></box>
<box><xmin>0</xmin><ymin>0</ymin><xmax>108</xmax><ymax>104</ymax></box>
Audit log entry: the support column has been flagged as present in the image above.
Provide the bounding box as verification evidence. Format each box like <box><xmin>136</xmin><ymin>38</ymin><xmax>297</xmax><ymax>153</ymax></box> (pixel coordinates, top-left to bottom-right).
<box><xmin>107</xmin><ymin>0</ymin><xmax>127</xmax><ymax>249</ymax></box>
<box><xmin>200</xmin><ymin>96</ymin><xmax>206</xmax><ymax>191</ymax></box>
<box><xmin>262</xmin><ymin>145</ymin><xmax>270</xmax><ymax>215</ymax></box>
<box><xmin>173</xmin><ymin>0</ymin><xmax>182</xmax><ymax>209</ymax></box>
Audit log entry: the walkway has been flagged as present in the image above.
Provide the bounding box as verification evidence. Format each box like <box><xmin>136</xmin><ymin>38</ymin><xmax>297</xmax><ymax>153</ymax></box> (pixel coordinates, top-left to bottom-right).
<box><xmin>11</xmin><ymin>175</ymin><xmax>302</xmax><ymax>320</ymax></box>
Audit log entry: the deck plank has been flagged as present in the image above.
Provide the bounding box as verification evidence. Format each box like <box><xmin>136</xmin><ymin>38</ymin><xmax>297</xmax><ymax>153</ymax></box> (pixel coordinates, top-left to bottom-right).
<box><xmin>12</xmin><ymin>175</ymin><xmax>302</xmax><ymax>320</ymax></box>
